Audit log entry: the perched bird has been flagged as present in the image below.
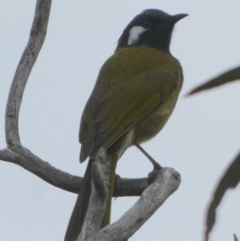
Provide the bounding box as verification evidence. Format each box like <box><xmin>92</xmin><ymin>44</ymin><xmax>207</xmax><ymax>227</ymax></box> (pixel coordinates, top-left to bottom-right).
<box><xmin>65</xmin><ymin>9</ymin><xmax>187</xmax><ymax>241</ymax></box>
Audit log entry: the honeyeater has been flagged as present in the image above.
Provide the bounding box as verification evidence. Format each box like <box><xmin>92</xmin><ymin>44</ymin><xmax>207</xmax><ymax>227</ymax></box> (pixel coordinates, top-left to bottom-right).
<box><xmin>65</xmin><ymin>9</ymin><xmax>187</xmax><ymax>241</ymax></box>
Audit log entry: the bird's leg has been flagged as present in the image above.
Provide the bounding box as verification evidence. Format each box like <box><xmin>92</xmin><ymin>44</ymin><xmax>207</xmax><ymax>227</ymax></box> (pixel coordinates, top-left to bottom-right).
<box><xmin>134</xmin><ymin>142</ymin><xmax>162</xmax><ymax>184</ymax></box>
<box><xmin>134</xmin><ymin>142</ymin><xmax>162</xmax><ymax>170</ymax></box>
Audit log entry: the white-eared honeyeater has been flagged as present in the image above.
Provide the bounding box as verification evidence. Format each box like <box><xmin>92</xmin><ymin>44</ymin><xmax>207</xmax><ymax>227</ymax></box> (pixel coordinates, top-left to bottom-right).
<box><xmin>65</xmin><ymin>9</ymin><xmax>187</xmax><ymax>241</ymax></box>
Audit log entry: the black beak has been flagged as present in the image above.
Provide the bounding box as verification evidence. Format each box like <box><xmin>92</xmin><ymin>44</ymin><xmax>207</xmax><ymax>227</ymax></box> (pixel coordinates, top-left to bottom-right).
<box><xmin>168</xmin><ymin>13</ymin><xmax>188</xmax><ymax>25</ymax></box>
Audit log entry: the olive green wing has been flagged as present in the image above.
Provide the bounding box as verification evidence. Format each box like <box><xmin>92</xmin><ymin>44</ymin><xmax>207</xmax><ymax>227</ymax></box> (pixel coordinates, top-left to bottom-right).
<box><xmin>79</xmin><ymin>69</ymin><xmax>181</xmax><ymax>162</ymax></box>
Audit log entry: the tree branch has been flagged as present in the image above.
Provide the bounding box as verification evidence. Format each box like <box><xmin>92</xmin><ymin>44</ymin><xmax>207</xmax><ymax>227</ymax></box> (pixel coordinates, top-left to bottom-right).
<box><xmin>5</xmin><ymin>0</ymin><xmax>52</xmax><ymax>147</ymax></box>
<box><xmin>78</xmin><ymin>149</ymin><xmax>111</xmax><ymax>241</ymax></box>
<box><xmin>78</xmin><ymin>164</ymin><xmax>181</xmax><ymax>241</ymax></box>
<box><xmin>99</xmin><ymin>168</ymin><xmax>180</xmax><ymax>241</ymax></box>
<box><xmin>0</xmin><ymin>147</ymin><xmax>80</xmax><ymax>192</ymax></box>
<box><xmin>0</xmin><ymin>148</ymin><xmax>148</xmax><ymax>196</ymax></box>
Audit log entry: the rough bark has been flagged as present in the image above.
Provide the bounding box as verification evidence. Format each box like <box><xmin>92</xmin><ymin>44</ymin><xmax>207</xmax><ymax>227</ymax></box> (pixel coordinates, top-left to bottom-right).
<box><xmin>78</xmin><ymin>151</ymin><xmax>180</xmax><ymax>241</ymax></box>
<box><xmin>0</xmin><ymin>148</ymin><xmax>148</xmax><ymax>196</ymax></box>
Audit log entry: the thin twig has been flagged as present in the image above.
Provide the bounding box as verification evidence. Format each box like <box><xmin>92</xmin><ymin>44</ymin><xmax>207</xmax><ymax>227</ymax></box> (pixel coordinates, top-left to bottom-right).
<box><xmin>5</xmin><ymin>0</ymin><xmax>52</xmax><ymax>147</ymax></box>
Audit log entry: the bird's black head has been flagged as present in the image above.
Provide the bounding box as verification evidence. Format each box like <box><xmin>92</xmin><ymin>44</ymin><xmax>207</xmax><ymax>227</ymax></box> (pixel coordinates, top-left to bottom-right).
<box><xmin>116</xmin><ymin>9</ymin><xmax>187</xmax><ymax>53</ymax></box>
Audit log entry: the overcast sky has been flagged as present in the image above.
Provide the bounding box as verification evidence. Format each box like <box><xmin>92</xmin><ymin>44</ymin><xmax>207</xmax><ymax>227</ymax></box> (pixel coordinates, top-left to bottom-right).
<box><xmin>1</xmin><ymin>1</ymin><xmax>240</xmax><ymax>241</ymax></box>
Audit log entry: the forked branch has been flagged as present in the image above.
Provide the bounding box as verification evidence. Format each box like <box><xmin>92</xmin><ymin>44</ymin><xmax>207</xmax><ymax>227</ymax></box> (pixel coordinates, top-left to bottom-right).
<box><xmin>0</xmin><ymin>0</ymin><xmax>149</xmax><ymax>197</ymax></box>
<box><xmin>78</xmin><ymin>150</ymin><xmax>180</xmax><ymax>241</ymax></box>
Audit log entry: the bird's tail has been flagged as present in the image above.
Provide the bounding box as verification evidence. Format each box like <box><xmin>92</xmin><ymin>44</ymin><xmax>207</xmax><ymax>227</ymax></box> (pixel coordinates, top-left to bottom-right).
<box><xmin>64</xmin><ymin>159</ymin><xmax>93</xmax><ymax>241</ymax></box>
<box><xmin>64</xmin><ymin>156</ymin><xmax>118</xmax><ymax>241</ymax></box>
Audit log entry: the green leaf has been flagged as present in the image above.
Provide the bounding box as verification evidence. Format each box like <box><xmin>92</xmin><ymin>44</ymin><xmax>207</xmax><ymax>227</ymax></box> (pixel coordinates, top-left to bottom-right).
<box><xmin>188</xmin><ymin>66</ymin><xmax>240</xmax><ymax>95</ymax></box>
<box><xmin>204</xmin><ymin>152</ymin><xmax>240</xmax><ymax>241</ymax></box>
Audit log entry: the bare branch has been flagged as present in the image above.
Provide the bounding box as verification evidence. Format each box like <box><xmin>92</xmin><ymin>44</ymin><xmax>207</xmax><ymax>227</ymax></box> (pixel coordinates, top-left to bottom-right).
<box><xmin>5</xmin><ymin>0</ymin><xmax>52</xmax><ymax>147</ymax></box>
<box><xmin>78</xmin><ymin>166</ymin><xmax>180</xmax><ymax>241</ymax></box>
<box><xmin>91</xmin><ymin>149</ymin><xmax>111</xmax><ymax>198</ymax></box>
<box><xmin>0</xmin><ymin>148</ymin><xmax>148</xmax><ymax>196</ymax></box>
<box><xmin>78</xmin><ymin>149</ymin><xmax>111</xmax><ymax>241</ymax></box>
<box><xmin>0</xmin><ymin>148</ymin><xmax>81</xmax><ymax>192</ymax></box>
<box><xmin>98</xmin><ymin>167</ymin><xmax>180</xmax><ymax>241</ymax></box>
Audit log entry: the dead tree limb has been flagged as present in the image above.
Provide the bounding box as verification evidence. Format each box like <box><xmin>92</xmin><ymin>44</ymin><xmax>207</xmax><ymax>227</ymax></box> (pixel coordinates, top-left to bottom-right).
<box><xmin>0</xmin><ymin>147</ymin><xmax>148</xmax><ymax>196</ymax></box>
<box><xmin>78</xmin><ymin>153</ymin><xmax>180</xmax><ymax>241</ymax></box>
<box><xmin>5</xmin><ymin>0</ymin><xmax>52</xmax><ymax>147</ymax></box>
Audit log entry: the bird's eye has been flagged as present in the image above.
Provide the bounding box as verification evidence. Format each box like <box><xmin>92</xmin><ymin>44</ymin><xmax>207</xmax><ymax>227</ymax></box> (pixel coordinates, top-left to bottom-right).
<box><xmin>142</xmin><ymin>22</ymin><xmax>151</xmax><ymax>29</ymax></box>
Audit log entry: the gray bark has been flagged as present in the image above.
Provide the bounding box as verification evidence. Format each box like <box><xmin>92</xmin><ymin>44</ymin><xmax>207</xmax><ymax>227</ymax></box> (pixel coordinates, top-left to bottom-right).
<box><xmin>5</xmin><ymin>0</ymin><xmax>52</xmax><ymax>147</ymax></box>
<box><xmin>97</xmin><ymin>167</ymin><xmax>180</xmax><ymax>241</ymax></box>
<box><xmin>0</xmin><ymin>147</ymin><xmax>148</xmax><ymax>196</ymax></box>
<box><xmin>78</xmin><ymin>150</ymin><xmax>180</xmax><ymax>241</ymax></box>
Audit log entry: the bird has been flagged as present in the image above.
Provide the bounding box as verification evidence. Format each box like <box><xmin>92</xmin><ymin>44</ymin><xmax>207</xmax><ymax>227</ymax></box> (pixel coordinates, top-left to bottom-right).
<box><xmin>65</xmin><ymin>9</ymin><xmax>187</xmax><ymax>241</ymax></box>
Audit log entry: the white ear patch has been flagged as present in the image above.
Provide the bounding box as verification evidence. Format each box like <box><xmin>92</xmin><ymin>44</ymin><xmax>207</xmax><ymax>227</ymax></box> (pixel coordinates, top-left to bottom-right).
<box><xmin>127</xmin><ymin>26</ymin><xmax>147</xmax><ymax>45</ymax></box>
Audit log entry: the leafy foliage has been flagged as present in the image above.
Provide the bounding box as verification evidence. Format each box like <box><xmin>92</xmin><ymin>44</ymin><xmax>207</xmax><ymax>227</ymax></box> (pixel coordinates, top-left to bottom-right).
<box><xmin>188</xmin><ymin>66</ymin><xmax>240</xmax><ymax>241</ymax></box>
<box><xmin>205</xmin><ymin>153</ymin><xmax>240</xmax><ymax>241</ymax></box>
<box><xmin>188</xmin><ymin>66</ymin><xmax>240</xmax><ymax>95</ymax></box>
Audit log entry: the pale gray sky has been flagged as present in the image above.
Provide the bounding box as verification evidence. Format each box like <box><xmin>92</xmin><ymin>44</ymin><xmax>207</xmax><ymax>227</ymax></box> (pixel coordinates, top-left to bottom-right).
<box><xmin>1</xmin><ymin>1</ymin><xmax>240</xmax><ymax>241</ymax></box>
